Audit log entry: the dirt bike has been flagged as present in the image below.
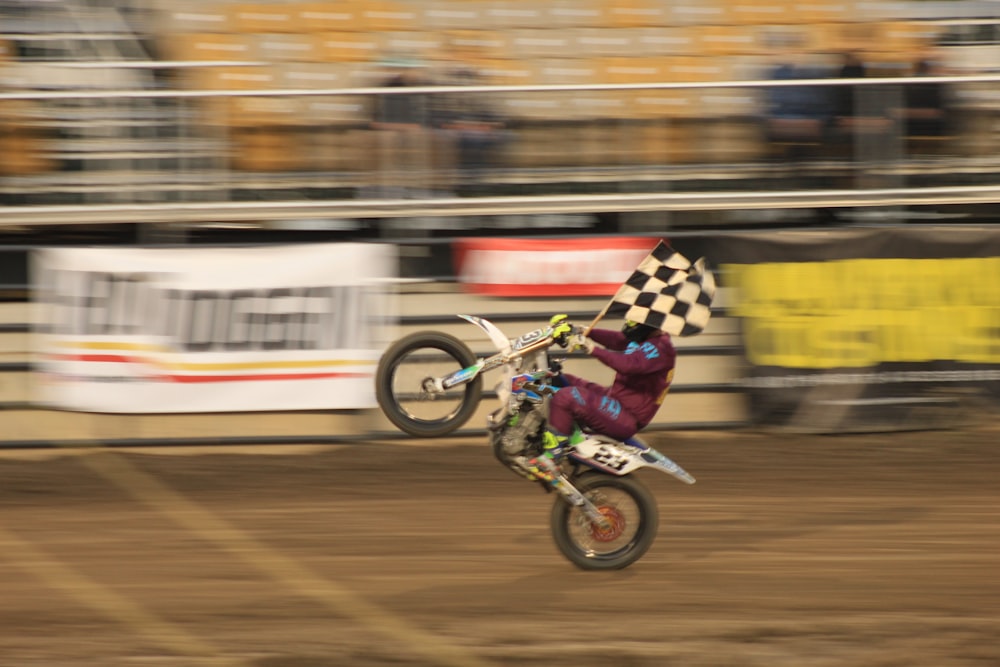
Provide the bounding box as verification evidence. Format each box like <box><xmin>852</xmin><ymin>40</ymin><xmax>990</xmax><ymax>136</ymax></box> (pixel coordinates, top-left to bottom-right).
<box><xmin>375</xmin><ymin>314</ymin><xmax>696</xmax><ymax>570</ymax></box>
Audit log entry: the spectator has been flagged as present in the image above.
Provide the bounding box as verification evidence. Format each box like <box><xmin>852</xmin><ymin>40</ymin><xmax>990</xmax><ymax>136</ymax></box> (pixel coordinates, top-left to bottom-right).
<box><xmin>368</xmin><ymin>57</ymin><xmax>443</xmax><ymax>200</ymax></box>
<box><xmin>436</xmin><ymin>64</ymin><xmax>509</xmax><ymax>194</ymax></box>
<box><xmin>762</xmin><ymin>57</ymin><xmax>832</xmax><ymax>161</ymax></box>
<box><xmin>831</xmin><ymin>51</ymin><xmax>893</xmax><ymax>144</ymax></box>
<box><xmin>897</xmin><ymin>57</ymin><xmax>950</xmax><ymax>138</ymax></box>
<box><xmin>833</xmin><ymin>51</ymin><xmax>865</xmax><ymax>121</ymax></box>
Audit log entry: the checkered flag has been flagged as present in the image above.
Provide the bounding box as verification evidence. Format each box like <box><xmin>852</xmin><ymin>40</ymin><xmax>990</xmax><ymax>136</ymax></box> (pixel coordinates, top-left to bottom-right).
<box><xmin>597</xmin><ymin>241</ymin><xmax>716</xmax><ymax>337</ymax></box>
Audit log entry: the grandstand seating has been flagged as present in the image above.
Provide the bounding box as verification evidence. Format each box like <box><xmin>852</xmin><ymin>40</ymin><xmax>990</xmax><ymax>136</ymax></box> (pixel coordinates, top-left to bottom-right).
<box><xmin>0</xmin><ymin>37</ymin><xmax>50</xmax><ymax>177</ymax></box>
<box><xmin>0</xmin><ymin>100</ymin><xmax>58</xmax><ymax>176</ymax></box>
<box><xmin>150</xmin><ymin>1</ymin><xmax>945</xmax><ymax>123</ymax></box>
<box><xmin>0</xmin><ymin>0</ymin><xmax>969</xmax><ymax>196</ymax></box>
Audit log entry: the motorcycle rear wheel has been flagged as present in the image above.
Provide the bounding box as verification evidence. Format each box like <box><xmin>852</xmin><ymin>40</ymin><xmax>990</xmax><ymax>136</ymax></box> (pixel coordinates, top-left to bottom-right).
<box><xmin>550</xmin><ymin>472</ymin><xmax>659</xmax><ymax>571</ymax></box>
<box><xmin>375</xmin><ymin>331</ymin><xmax>483</xmax><ymax>438</ymax></box>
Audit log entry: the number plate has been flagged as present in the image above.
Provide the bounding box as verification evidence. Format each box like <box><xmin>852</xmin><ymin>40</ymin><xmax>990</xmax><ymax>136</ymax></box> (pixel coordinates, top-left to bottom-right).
<box><xmin>570</xmin><ymin>440</ymin><xmax>643</xmax><ymax>475</ymax></box>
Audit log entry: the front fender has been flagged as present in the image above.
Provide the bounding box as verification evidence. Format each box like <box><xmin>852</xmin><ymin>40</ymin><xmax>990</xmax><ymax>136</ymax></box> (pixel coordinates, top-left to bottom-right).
<box><xmin>458</xmin><ymin>314</ymin><xmax>511</xmax><ymax>356</ymax></box>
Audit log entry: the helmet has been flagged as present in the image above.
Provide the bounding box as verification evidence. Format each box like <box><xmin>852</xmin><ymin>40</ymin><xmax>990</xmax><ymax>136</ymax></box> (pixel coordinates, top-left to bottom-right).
<box><xmin>622</xmin><ymin>320</ymin><xmax>657</xmax><ymax>343</ymax></box>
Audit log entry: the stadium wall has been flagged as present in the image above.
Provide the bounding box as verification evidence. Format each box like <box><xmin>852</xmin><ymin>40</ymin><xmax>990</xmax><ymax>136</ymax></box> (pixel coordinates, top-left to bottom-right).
<box><xmin>2</xmin><ymin>226</ymin><xmax>997</xmax><ymax>447</ymax></box>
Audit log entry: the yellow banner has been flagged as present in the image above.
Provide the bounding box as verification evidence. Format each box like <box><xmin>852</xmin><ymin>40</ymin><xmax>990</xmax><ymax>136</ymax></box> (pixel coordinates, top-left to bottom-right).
<box><xmin>724</xmin><ymin>257</ymin><xmax>1000</xmax><ymax>368</ymax></box>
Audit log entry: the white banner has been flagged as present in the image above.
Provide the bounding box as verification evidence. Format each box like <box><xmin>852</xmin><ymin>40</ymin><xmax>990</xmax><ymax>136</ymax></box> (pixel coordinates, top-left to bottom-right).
<box><xmin>31</xmin><ymin>243</ymin><xmax>396</xmax><ymax>413</ymax></box>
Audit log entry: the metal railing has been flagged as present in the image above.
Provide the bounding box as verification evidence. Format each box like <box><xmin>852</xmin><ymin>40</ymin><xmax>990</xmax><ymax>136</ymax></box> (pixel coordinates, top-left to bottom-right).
<box><xmin>3</xmin><ymin>74</ymin><xmax>1000</xmax><ymax>229</ymax></box>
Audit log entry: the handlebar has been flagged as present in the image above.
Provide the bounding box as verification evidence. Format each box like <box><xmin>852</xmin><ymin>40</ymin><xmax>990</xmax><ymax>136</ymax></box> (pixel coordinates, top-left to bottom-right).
<box><xmin>553</xmin><ymin>330</ymin><xmax>571</xmax><ymax>349</ymax></box>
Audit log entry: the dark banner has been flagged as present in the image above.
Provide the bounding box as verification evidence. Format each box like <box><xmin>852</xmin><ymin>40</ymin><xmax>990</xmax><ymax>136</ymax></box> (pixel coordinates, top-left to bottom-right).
<box><xmin>706</xmin><ymin>228</ymin><xmax>1000</xmax><ymax>431</ymax></box>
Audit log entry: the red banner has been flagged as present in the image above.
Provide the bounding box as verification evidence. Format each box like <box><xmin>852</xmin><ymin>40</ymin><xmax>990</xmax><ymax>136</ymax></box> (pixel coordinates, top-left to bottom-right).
<box><xmin>453</xmin><ymin>237</ymin><xmax>665</xmax><ymax>297</ymax></box>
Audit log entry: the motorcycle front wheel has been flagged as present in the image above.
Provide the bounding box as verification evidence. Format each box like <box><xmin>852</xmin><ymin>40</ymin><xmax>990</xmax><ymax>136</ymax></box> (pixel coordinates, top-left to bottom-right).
<box><xmin>550</xmin><ymin>472</ymin><xmax>659</xmax><ymax>571</ymax></box>
<box><xmin>375</xmin><ymin>331</ymin><xmax>483</xmax><ymax>438</ymax></box>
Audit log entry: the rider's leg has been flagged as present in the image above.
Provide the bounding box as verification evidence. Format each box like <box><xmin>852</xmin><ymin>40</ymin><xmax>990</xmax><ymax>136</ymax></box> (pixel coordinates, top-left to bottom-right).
<box><xmin>542</xmin><ymin>387</ymin><xmax>590</xmax><ymax>456</ymax></box>
<box><xmin>547</xmin><ymin>387</ymin><xmax>583</xmax><ymax>436</ymax></box>
<box><xmin>526</xmin><ymin>389</ymin><xmax>640</xmax><ymax>483</ymax></box>
<box><xmin>559</xmin><ymin>389</ymin><xmax>639</xmax><ymax>442</ymax></box>
<box><xmin>525</xmin><ymin>388</ymin><xmax>590</xmax><ymax>483</ymax></box>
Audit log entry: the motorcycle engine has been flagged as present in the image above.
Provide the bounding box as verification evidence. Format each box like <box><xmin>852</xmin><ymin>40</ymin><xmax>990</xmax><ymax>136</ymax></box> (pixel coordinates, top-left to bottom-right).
<box><xmin>500</xmin><ymin>406</ymin><xmax>545</xmax><ymax>457</ymax></box>
<box><xmin>493</xmin><ymin>405</ymin><xmax>545</xmax><ymax>465</ymax></box>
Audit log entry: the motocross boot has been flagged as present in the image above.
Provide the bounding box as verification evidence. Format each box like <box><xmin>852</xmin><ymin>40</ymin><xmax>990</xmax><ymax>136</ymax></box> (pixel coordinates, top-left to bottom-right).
<box><xmin>525</xmin><ymin>428</ymin><xmax>581</xmax><ymax>484</ymax></box>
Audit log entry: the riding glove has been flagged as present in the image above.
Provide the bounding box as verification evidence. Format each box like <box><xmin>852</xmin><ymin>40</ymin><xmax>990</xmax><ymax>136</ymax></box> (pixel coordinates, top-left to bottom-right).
<box><xmin>549</xmin><ymin>313</ymin><xmax>573</xmax><ymax>341</ymax></box>
<box><xmin>570</xmin><ymin>333</ymin><xmax>595</xmax><ymax>354</ymax></box>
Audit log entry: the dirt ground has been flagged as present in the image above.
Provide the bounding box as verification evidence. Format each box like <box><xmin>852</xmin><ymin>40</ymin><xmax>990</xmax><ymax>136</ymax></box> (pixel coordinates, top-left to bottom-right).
<box><xmin>0</xmin><ymin>425</ymin><xmax>998</xmax><ymax>667</ymax></box>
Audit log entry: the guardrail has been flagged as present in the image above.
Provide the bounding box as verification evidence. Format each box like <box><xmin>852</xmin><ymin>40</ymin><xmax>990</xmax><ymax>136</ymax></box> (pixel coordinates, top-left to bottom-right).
<box><xmin>3</xmin><ymin>74</ymin><xmax>1000</xmax><ymax>229</ymax></box>
<box><xmin>4</xmin><ymin>184</ymin><xmax>1000</xmax><ymax>227</ymax></box>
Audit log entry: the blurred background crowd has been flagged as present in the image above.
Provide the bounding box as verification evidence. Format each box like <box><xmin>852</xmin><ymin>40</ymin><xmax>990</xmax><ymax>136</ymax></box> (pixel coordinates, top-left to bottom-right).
<box><xmin>2</xmin><ymin>0</ymin><xmax>1000</xmax><ymax>234</ymax></box>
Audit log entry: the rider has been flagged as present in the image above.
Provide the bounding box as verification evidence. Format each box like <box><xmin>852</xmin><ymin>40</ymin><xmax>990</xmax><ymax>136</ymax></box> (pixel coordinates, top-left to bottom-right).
<box><xmin>525</xmin><ymin>314</ymin><xmax>677</xmax><ymax>483</ymax></box>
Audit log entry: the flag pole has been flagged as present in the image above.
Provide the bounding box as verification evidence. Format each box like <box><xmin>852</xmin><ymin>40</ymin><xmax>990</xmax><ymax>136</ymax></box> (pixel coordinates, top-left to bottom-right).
<box><xmin>583</xmin><ymin>301</ymin><xmax>613</xmax><ymax>335</ymax></box>
<box><xmin>583</xmin><ymin>314</ymin><xmax>602</xmax><ymax>336</ymax></box>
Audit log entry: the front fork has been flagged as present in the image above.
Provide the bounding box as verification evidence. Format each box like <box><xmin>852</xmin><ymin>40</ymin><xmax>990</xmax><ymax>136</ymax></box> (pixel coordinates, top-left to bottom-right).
<box><xmin>513</xmin><ymin>455</ymin><xmax>611</xmax><ymax>530</ymax></box>
<box><xmin>551</xmin><ymin>475</ymin><xmax>613</xmax><ymax>530</ymax></box>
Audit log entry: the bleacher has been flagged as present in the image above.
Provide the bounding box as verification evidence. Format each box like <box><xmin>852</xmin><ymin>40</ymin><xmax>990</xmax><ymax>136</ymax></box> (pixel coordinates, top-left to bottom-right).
<box><xmin>155</xmin><ymin>0</ymin><xmax>939</xmax><ymax>166</ymax></box>
<box><xmin>1</xmin><ymin>0</ymin><xmax>995</xmax><ymax>210</ymax></box>
<box><xmin>0</xmin><ymin>31</ymin><xmax>53</xmax><ymax>179</ymax></box>
<box><xmin>0</xmin><ymin>0</ymin><xmax>234</xmax><ymax>206</ymax></box>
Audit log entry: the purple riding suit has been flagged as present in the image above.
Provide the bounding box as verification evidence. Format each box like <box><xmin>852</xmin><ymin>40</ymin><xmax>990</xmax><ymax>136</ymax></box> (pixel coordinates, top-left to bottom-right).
<box><xmin>550</xmin><ymin>328</ymin><xmax>676</xmax><ymax>441</ymax></box>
